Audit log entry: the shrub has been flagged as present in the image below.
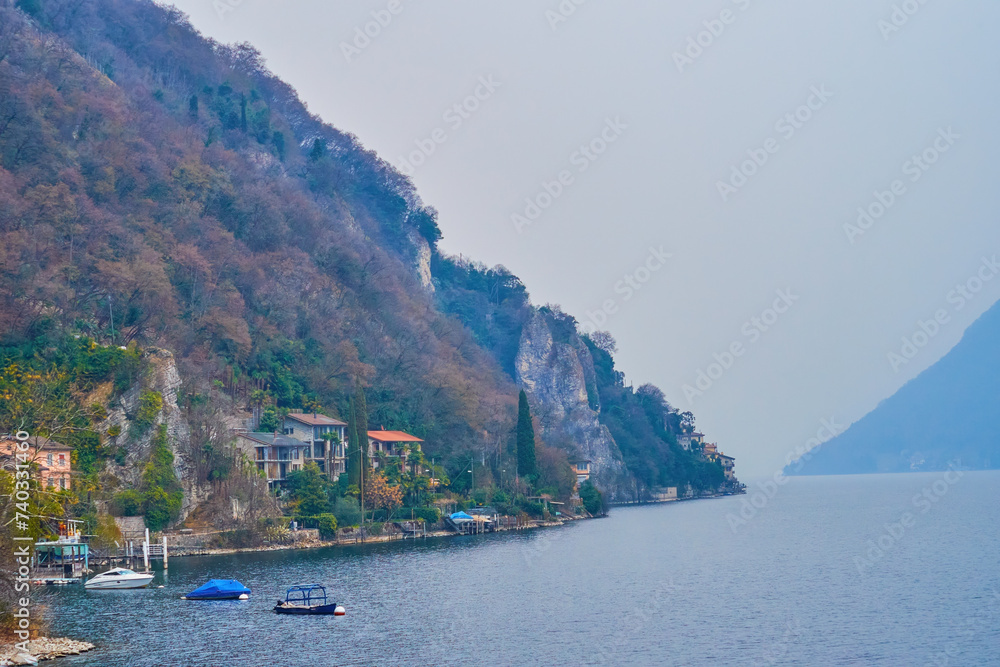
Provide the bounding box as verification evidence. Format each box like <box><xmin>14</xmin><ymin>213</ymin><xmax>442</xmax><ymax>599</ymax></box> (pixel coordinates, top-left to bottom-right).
<box><xmin>415</xmin><ymin>507</ymin><xmax>440</xmax><ymax>524</ymax></box>
<box><xmin>143</xmin><ymin>487</ymin><xmax>181</xmax><ymax>531</ymax></box>
<box><xmin>131</xmin><ymin>391</ymin><xmax>163</xmax><ymax>435</ymax></box>
<box><xmin>332</xmin><ymin>496</ymin><xmax>361</xmax><ymax>527</ymax></box>
<box><xmin>580</xmin><ymin>481</ymin><xmax>605</xmax><ymax>516</ymax></box>
<box><xmin>140</xmin><ymin>425</ymin><xmax>183</xmax><ymax>530</ymax></box>
<box><xmin>111</xmin><ymin>490</ymin><xmax>142</xmax><ymax>516</ymax></box>
<box><xmin>315</xmin><ymin>513</ymin><xmax>338</xmax><ymax>539</ymax></box>
<box><xmin>367</xmin><ymin>521</ymin><xmax>383</xmax><ymax>536</ymax></box>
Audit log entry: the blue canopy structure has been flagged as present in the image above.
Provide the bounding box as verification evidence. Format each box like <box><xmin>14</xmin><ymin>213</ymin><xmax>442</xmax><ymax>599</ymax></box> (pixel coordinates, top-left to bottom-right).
<box><xmin>184</xmin><ymin>579</ymin><xmax>251</xmax><ymax>600</ymax></box>
<box><xmin>450</xmin><ymin>511</ymin><xmax>474</xmax><ymax>521</ymax></box>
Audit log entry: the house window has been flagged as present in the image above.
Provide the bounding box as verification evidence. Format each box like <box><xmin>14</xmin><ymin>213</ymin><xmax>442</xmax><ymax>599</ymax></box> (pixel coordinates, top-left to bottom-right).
<box><xmin>59</xmin><ymin>454</ymin><xmax>65</xmax><ymax>466</ymax></box>
<box><xmin>60</xmin><ymin>477</ymin><xmax>67</xmax><ymax>489</ymax></box>
<box><xmin>47</xmin><ymin>453</ymin><xmax>53</xmax><ymax>466</ymax></box>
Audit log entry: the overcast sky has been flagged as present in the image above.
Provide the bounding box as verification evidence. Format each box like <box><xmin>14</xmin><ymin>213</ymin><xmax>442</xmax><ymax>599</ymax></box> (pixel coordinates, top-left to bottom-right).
<box><xmin>169</xmin><ymin>0</ymin><xmax>1000</xmax><ymax>478</ymax></box>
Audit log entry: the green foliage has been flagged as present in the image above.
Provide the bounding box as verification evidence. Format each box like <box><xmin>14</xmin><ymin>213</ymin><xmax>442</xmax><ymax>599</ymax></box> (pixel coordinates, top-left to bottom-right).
<box><xmin>132</xmin><ymin>391</ymin><xmax>163</xmax><ymax>435</ymax></box>
<box><xmin>347</xmin><ymin>398</ymin><xmax>361</xmax><ymax>488</ymax></box>
<box><xmin>140</xmin><ymin>425</ymin><xmax>183</xmax><ymax>531</ymax></box>
<box><xmin>111</xmin><ymin>489</ymin><xmax>142</xmax><ymax>516</ymax></box>
<box><xmin>309</xmin><ymin>138</ymin><xmax>325</xmax><ymax>161</ymax></box>
<box><xmin>332</xmin><ymin>496</ymin><xmax>361</xmax><ymax>527</ymax></box>
<box><xmin>516</xmin><ymin>390</ymin><xmax>536</xmax><ymax>478</ymax></box>
<box><xmin>315</xmin><ymin>513</ymin><xmax>337</xmax><ymax>539</ymax></box>
<box><xmin>409</xmin><ymin>207</ymin><xmax>442</xmax><ymax>247</ymax></box>
<box><xmin>258</xmin><ymin>405</ymin><xmax>280</xmax><ymax>432</ymax></box>
<box><xmin>579</xmin><ymin>481</ymin><xmax>605</xmax><ymax>516</ymax></box>
<box><xmin>354</xmin><ymin>381</ymin><xmax>369</xmax><ymax>480</ymax></box>
<box><xmin>285</xmin><ymin>462</ymin><xmax>330</xmax><ymax>516</ymax></box>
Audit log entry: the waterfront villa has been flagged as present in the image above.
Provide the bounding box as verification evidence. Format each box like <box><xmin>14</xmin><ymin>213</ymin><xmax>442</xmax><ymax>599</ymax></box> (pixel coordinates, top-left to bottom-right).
<box><xmin>677</xmin><ymin>431</ymin><xmax>705</xmax><ymax>450</ymax></box>
<box><xmin>235</xmin><ymin>432</ymin><xmax>307</xmax><ymax>489</ymax></box>
<box><xmin>0</xmin><ymin>435</ymin><xmax>74</xmax><ymax>490</ymax></box>
<box><xmin>702</xmin><ymin>442</ymin><xmax>737</xmax><ymax>482</ymax></box>
<box><xmin>282</xmin><ymin>412</ymin><xmax>348</xmax><ymax>478</ymax></box>
<box><xmin>570</xmin><ymin>460</ymin><xmax>591</xmax><ymax>486</ymax></box>
<box><xmin>367</xmin><ymin>430</ymin><xmax>424</xmax><ymax>472</ymax></box>
<box><xmin>717</xmin><ymin>453</ymin><xmax>736</xmax><ymax>481</ymax></box>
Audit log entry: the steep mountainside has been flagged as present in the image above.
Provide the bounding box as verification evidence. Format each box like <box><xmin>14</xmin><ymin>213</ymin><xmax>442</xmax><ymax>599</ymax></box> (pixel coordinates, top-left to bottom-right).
<box><xmin>790</xmin><ymin>299</ymin><xmax>1000</xmax><ymax>475</ymax></box>
<box><xmin>0</xmin><ymin>0</ymin><xmax>730</xmax><ymax>501</ymax></box>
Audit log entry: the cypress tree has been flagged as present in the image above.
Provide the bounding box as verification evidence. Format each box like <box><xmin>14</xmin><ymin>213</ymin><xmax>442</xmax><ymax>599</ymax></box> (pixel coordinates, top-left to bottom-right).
<box><xmin>355</xmin><ymin>381</ymin><xmax>369</xmax><ymax>483</ymax></box>
<box><xmin>240</xmin><ymin>93</ymin><xmax>248</xmax><ymax>133</ymax></box>
<box><xmin>516</xmin><ymin>390</ymin><xmax>536</xmax><ymax>477</ymax></box>
<box><xmin>347</xmin><ymin>398</ymin><xmax>360</xmax><ymax>488</ymax></box>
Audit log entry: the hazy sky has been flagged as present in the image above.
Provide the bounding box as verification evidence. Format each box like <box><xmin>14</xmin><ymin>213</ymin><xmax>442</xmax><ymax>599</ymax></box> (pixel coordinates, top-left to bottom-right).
<box><xmin>169</xmin><ymin>0</ymin><xmax>1000</xmax><ymax>478</ymax></box>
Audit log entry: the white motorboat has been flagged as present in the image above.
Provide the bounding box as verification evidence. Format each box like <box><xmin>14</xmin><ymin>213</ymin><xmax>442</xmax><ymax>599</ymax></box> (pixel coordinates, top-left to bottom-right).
<box><xmin>84</xmin><ymin>568</ymin><xmax>155</xmax><ymax>590</ymax></box>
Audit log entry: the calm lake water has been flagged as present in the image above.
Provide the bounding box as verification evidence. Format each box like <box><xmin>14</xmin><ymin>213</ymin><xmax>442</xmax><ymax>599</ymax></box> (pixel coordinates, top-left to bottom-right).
<box><xmin>39</xmin><ymin>472</ymin><xmax>1000</xmax><ymax>666</ymax></box>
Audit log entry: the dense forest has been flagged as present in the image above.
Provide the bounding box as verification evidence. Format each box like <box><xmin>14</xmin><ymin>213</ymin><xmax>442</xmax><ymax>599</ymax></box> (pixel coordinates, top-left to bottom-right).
<box><xmin>0</xmin><ymin>0</ymin><xmax>731</xmax><ymax>505</ymax></box>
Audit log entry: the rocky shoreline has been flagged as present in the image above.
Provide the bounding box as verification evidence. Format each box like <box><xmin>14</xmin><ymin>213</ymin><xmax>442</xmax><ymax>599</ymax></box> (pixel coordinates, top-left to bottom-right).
<box><xmin>0</xmin><ymin>638</ymin><xmax>96</xmax><ymax>665</ymax></box>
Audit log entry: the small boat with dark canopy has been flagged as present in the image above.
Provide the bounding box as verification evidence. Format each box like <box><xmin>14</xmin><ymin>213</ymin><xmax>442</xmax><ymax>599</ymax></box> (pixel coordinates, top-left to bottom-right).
<box><xmin>182</xmin><ymin>579</ymin><xmax>251</xmax><ymax>600</ymax></box>
<box><xmin>274</xmin><ymin>584</ymin><xmax>345</xmax><ymax>615</ymax></box>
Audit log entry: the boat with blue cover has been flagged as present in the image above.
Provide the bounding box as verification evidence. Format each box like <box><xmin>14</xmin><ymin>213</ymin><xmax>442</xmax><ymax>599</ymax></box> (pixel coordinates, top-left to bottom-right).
<box><xmin>273</xmin><ymin>584</ymin><xmax>345</xmax><ymax>615</ymax></box>
<box><xmin>182</xmin><ymin>579</ymin><xmax>251</xmax><ymax>600</ymax></box>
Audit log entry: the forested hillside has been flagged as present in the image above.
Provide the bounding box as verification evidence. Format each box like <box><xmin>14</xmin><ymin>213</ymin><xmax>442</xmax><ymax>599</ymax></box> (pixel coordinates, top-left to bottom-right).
<box><xmin>0</xmin><ymin>0</ymin><xmax>730</xmax><ymax>501</ymax></box>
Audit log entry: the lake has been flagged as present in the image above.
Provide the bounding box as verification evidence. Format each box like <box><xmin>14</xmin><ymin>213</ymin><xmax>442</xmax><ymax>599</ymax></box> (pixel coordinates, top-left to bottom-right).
<box><xmin>39</xmin><ymin>471</ymin><xmax>1000</xmax><ymax>666</ymax></box>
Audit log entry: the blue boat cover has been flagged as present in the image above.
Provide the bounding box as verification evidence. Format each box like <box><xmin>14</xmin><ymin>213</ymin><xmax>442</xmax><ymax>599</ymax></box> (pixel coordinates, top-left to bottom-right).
<box><xmin>186</xmin><ymin>579</ymin><xmax>251</xmax><ymax>599</ymax></box>
<box><xmin>450</xmin><ymin>511</ymin><xmax>474</xmax><ymax>520</ymax></box>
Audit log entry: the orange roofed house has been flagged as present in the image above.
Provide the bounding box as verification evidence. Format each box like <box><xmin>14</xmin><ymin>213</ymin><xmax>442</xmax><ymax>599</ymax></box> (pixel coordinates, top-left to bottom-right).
<box><xmin>366</xmin><ymin>430</ymin><xmax>424</xmax><ymax>474</ymax></box>
<box><xmin>0</xmin><ymin>436</ymin><xmax>73</xmax><ymax>490</ymax></box>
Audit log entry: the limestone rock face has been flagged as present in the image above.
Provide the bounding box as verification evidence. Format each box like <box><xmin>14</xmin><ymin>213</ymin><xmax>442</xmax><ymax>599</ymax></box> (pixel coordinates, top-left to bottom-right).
<box><xmin>408</xmin><ymin>229</ymin><xmax>434</xmax><ymax>292</ymax></box>
<box><xmin>514</xmin><ymin>311</ymin><xmax>624</xmax><ymax>484</ymax></box>
<box><xmin>99</xmin><ymin>348</ymin><xmax>208</xmax><ymax>522</ymax></box>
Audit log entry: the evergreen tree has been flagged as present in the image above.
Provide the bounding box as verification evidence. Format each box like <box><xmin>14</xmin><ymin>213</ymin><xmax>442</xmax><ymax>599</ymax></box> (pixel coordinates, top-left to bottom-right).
<box><xmin>188</xmin><ymin>94</ymin><xmax>198</xmax><ymax>119</ymax></box>
<box><xmin>516</xmin><ymin>390</ymin><xmax>536</xmax><ymax>477</ymax></box>
<box><xmin>355</xmin><ymin>381</ymin><xmax>370</xmax><ymax>483</ymax></box>
<box><xmin>310</xmin><ymin>138</ymin><xmax>325</xmax><ymax>161</ymax></box>
<box><xmin>240</xmin><ymin>93</ymin><xmax>248</xmax><ymax>133</ymax></box>
<box><xmin>347</xmin><ymin>398</ymin><xmax>360</xmax><ymax>488</ymax></box>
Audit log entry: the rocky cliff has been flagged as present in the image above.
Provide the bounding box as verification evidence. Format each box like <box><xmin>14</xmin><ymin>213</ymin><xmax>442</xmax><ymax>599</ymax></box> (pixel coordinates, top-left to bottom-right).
<box><xmin>515</xmin><ymin>311</ymin><xmax>625</xmax><ymax>485</ymax></box>
<box><xmin>98</xmin><ymin>349</ymin><xmax>209</xmax><ymax>521</ymax></box>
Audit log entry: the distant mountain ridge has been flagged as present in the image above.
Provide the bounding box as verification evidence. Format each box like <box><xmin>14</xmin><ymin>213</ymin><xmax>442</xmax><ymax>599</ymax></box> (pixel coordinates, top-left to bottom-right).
<box><xmin>789</xmin><ymin>299</ymin><xmax>1000</xmax><ymax>475</ymax></box>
